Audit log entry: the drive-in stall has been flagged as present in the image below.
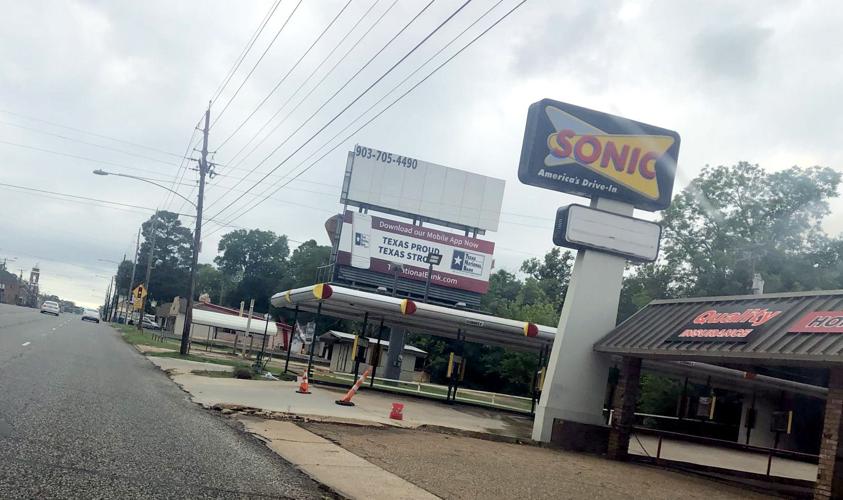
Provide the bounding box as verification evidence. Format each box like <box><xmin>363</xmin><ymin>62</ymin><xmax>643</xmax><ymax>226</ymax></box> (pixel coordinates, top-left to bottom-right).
<box><xmin>595</xmin><ymin>290</ymin><xmax>843</xmax><ymax>500</ymax></box>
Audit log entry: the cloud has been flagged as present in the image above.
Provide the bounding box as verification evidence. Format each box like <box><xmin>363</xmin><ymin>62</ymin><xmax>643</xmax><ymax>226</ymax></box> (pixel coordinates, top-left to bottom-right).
<box><xmin>0</xmin><ymin>0</ymin><xmax>842</xmax><ymax>307</ymax></box>
<box><xmin>692</xmin><ymin>23</ymin><xmax>772</xmax><ymax>81</ymax></box>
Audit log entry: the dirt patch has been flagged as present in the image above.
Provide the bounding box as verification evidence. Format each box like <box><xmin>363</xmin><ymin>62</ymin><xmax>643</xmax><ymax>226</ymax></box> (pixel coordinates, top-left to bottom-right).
<box><xmin>302</xmin><ymin>422</ymin><xmax>774</xmax><ymax>500</ymax></box>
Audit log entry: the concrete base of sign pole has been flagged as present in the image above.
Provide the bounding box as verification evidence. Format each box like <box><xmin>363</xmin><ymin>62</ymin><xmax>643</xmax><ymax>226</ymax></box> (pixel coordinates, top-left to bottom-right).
<box><xmin>532</xmin><ymin>197</ymin><xmax>633</xmax><ymax>444</ymax></box>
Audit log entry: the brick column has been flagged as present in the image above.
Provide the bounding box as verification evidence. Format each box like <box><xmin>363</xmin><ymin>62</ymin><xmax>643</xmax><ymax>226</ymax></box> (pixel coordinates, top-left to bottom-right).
<box><xmin>815</xmin><ymin>368</ymin><xmax>843</xmax><ymax>499</ymax></box>
<box><xmin>607</xmin><ymin>356</ymin><xmax>642</xmax><ymax>460</ymax></box>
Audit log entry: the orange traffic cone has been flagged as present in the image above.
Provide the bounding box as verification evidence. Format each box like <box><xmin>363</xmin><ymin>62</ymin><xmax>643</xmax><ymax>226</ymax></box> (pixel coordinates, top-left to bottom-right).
<box><xmin>296</xmin><ymin>370</ymin><xmax>311</xmax><ymax>394</ymax></box>
<box><xmin>335</xmin><ymin>368</ymin><xmax>371</xmax><ymax>406</ymax></box>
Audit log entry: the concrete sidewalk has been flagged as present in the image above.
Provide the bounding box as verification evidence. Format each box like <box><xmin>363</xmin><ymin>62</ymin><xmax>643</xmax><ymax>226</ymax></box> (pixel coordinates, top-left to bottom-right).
<box><xmin>240</xmin><ymin>418</ymin><xmax>439</xmax><ymax>499</ymax></box>
<box><xmin>147</xmin><ymin>356</ymin><xmax>531</xmax><ymax>439</ymax></box>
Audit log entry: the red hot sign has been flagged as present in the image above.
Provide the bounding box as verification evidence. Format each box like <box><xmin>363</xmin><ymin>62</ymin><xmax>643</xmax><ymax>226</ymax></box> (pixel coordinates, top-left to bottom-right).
<box><xmin>788</xmin><ymin>311</ymin><xmax>843</xmax><ymax>333</ymax></box>
<box><xmin>668</xmin><ymin>306</ymin><xmax>785</xmax><ymax>343</ymax></box>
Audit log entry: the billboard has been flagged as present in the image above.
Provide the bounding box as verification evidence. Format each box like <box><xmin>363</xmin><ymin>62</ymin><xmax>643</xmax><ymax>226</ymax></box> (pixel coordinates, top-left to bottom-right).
<box><xmin>341</xmin><ymin>145</ymin><xmax>505</xmax><ymax>231</ymax></box>
<box><xmin>518</xmin><ymin>99</ymin><xmax>680</xmax><ymax>211</ymax></box>
<box><xmin>336</xmin><ymin>211</ymin><xmax>494</xmax><ymax>293</ymax></box>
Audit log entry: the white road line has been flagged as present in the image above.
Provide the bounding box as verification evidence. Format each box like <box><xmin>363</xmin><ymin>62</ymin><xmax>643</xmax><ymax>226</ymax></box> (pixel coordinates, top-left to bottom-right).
<box><xmin>22</xmin><ymin>342</ymin><xmax>30</xmax><ymax>347</ymax></box>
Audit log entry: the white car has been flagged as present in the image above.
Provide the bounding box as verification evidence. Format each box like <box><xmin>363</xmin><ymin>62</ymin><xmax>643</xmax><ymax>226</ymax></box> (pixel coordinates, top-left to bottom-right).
<box><xmin>40</xmin><ymin>301</ymin><xmax>60</xmax><ymax>316</ymax></box>
<box><xmin>81</xmin><ymin>308</ymin><xmax>100</xmax><ymax>323</ymax></box>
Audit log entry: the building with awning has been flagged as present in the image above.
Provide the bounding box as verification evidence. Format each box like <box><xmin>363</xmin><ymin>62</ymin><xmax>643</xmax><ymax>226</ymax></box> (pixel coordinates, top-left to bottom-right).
<box><xmin>594</xmin><ymin>290</ymin><xmax>843</xmax><ymax>499</ymax></box>
<box><xmin>319</xmin><ymin>330</ymin><xmax>427</xmax><ymax>382</ymax></box>
<box><xmin>164</xmin><ymin>299</ymin><xmax>286</xmax><ymax>351</ymax></box>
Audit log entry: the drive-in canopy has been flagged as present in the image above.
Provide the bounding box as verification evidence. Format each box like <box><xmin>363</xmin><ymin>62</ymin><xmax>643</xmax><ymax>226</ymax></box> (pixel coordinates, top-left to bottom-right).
<box><xmin>270</xmin><ymin>284</ymin><xmax>553</xmax><ymax>351</ymax></box>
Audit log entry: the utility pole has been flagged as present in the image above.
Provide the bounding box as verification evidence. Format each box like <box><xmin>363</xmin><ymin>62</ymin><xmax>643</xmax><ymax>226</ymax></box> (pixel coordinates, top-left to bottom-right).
<box><xmin>104</xmin><ymin>276</ymin><xmax>114</xmax><ymax>319</ymax></box>
<box><xmin>180</xmin><ymin>103</ymin><xmax>211</xmax><ymax>356</ymax></box>
<box><xmin>138</xmin><ymin>210</ymin><xmax>158</xmax><ymax>331</ymax></box>
<box><xmin>111</xmin><ymin>253</ymin><xmax>125</xmax><ymax>321</ymax></box>
<box><xmin>123</xmin><ymin>228</ymin><xmax>141</xmax><ymax>324</ymax></box>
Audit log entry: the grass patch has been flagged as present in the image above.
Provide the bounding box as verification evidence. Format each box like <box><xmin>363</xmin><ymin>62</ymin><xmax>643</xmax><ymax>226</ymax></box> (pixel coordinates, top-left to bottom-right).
<box><xmin>147</xmin><ymin>351</ymin><xmax>249</xmax><ymax>368</ymax></box>
<box><xmin>114</xmin><ymin>324</ymin><xmax>178</xmax><ymax>350</ymax></box>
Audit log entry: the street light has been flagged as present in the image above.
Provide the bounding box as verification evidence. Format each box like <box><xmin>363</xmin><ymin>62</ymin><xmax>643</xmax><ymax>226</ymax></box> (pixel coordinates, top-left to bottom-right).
<box><xmin>93</xmin><ymin>103</ymin><xmax>209</xmax><ymax>356</ymax></box>
<box><xmin>423</xmin><ymin>251</ymin><xmax>442</xmax><ymax>303</ymax></box>
<box><xmin>92</xmin><ymin>169</ymin><xmax>197</xmax><ymax>209</ymax></box>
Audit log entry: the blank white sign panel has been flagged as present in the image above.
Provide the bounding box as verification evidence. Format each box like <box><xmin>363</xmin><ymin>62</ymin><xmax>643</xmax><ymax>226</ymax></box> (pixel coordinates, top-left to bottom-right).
<box><xmin>343</xmin><ymin>146</ymin><xmax>505</xmax><ymax>231</ymax></box>
<box><xmin>566</xmin><ymin>205</ymin><xmax>661</xmax><ymax>261</ymax></box>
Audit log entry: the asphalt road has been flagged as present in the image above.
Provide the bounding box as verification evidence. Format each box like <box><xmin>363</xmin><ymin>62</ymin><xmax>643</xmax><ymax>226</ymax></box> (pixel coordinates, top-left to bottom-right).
<box><xmin>0</xmin><ymin>304</ymin><xmax>326</xmax><ymax>499</ymax></box>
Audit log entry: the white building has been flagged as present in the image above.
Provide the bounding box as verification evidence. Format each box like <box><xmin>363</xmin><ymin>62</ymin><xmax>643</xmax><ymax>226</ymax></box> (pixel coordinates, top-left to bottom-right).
<box><xmin>319</xmin><ymin>330</ymin><xmax>427</xmax><ymax>382</ymax></box>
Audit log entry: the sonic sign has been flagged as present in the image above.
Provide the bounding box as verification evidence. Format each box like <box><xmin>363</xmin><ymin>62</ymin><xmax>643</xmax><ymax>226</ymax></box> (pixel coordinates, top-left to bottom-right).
<box><xmin>519</xmin><ymin>99</ymin><xmax>681</xmax><ymax>211</ymax></box>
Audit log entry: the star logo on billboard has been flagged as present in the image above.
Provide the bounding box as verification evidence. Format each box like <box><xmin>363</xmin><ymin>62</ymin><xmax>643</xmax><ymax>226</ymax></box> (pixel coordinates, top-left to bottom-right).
<box><xmin>354</xmin><ymin>232</ymin><xmax>369</xmax><ymax>248</ymax></box>
<box><xmin>451</xmin><ymin>251</ymin><xmax>464</xmax><ymax>271</ymax></box>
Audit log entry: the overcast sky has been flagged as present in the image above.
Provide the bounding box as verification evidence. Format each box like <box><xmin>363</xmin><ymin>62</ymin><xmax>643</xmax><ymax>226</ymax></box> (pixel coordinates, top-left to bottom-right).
<box><xmin>1</xmin><ymin>0</ymin><xmax>841</xmax><ymax>308</ymax></box>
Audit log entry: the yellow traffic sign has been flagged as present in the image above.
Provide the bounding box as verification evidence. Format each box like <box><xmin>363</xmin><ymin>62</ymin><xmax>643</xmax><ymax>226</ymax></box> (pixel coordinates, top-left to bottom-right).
<box><xmin>133</xmin><ymin>284</ymin><xmax>147</xmax><ymax>301</ymax></box>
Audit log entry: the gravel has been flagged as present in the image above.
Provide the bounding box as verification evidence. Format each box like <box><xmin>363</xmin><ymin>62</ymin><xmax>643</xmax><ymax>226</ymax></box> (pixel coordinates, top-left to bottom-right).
<box><xmin>303</xmin><ymin>422</ymin><xmax>774</xmax><ymax>500</ymax></box>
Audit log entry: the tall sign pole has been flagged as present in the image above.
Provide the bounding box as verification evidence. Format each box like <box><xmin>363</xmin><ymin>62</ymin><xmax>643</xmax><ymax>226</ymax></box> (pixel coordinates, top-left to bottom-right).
<box><xmin>180</xmin><ymin>104</ymin><xmax>210</xmax><ymax>355</ymax></box>
<box><xmin>517</xmin><ymin>98</ymin><xmax>680</xmax><ymax>445</ymax></box>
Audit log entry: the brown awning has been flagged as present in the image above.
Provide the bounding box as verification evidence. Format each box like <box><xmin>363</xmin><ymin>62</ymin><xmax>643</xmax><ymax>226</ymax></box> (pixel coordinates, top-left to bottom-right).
<box><xmin>594</xmin><ymin>290</ymin><xmax>843</xmax><ymax>366</ymax></box>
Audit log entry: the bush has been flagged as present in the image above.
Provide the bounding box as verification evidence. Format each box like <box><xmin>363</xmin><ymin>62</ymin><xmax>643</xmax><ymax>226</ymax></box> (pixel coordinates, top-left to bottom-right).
<box><xmin>233</xmin><ymin>367</ymin><xmax>253</xmax><ymax>379</ymax></box>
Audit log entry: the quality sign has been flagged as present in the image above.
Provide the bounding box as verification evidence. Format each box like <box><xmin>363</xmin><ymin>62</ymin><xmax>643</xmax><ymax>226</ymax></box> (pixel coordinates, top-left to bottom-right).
<box><xmin>518</xmin><ymin>99</ymin><xmax>681</xmax><ymax>211</ymax></box>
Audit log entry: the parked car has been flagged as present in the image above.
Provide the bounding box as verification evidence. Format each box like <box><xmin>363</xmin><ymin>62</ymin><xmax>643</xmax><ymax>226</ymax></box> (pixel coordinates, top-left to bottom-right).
<box><xmin>141</xmin><ymin>318</ymin><xmax>161</xmax><ymax>331</ymax></box>
<box><xmin>81</xmin><ymin>308</ymin><xmax>100</xmax><ymax>323</ymax></box>
<box><xmin>40</xmin><ymin>301</ymin><xmax>60</xmax><ymax>316</ymax></box>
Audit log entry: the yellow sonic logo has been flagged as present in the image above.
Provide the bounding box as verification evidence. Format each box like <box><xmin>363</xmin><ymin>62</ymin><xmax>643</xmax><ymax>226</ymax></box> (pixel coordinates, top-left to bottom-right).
<box><xmin>544</xmin><ymin>107</ymin><xmax>675</xmax><ymax>200</ymax></box>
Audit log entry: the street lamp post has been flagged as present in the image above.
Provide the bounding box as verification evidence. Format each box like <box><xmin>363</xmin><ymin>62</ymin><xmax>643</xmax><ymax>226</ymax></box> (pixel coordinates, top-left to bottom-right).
<box><xmin>423</xmin><ymin>251</ymin><xmax>442</xmax><ymax>303</ymax></box>
<box><xmin>92</xmin><ymin>103</ymin><xmax>210</xmax><ymax>356</ymax></box>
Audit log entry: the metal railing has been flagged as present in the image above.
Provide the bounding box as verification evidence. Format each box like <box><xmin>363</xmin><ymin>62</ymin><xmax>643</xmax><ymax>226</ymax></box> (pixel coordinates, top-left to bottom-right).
<box><xmin>631</xmin><ymin>426</ymin><xmax>819</xmax><ymax>479</ymax></box>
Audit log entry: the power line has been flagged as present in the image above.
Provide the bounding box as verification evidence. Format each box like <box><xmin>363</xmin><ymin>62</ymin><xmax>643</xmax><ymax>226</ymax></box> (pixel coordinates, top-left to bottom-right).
<box><xmin>218</xmin><ymin>0</ymin><xmax>398</xmax><ymax>178</ymax></box>
<box><xmin>161</xmin><ymin>128</ymin><xmax>202</xmax><ymax>211</ymax></box>
<box><xmin>207</xmin><ymin>0</ymin><xmax>423</xmax><ymax>213</ymax></box>
<box><xmin>215</xmin><ymin>0</ymin><xmax>354</xmax><ymax>151</ymax></box>
<box><xmin>232</xmin><ymin>0</ymin><xmax>506</xmax><ymax>208</ymax></box>
<box><xmin>0</xmin><ymin>182</ymin><xmax>242</xmax><ymax>227</ymax></box>
<box><xmin>205</xmin><ymin>0</ymin><xmax>527</xmax><ymax>236</ymax></box>
<box><xmin>211</xmin><ymin>0</ymin><xmax>304</xmax><ymax>129</ymax></box>
<box><xmin>210</xmin><ymin>0</ymin><xmax>284</xmax><ymax>105</ymax></box>
<box><xmin>0</xmin><ymin>139</ymin><xmax>180</xmax><ymax>179</ymax></box>
<box><xmin>0</xmin><ymin>120</ymin><xmax>181</xmax><ymax>167</ymax></box>
<box><xmin>207</xmin><ymin>0</ymin><xmax>453</xmax><ymax>220</ymax></box>
<box><xmin>0</xmin><ymin>109</ymin><xmax>182</xmax><ymax>158</ymax></box>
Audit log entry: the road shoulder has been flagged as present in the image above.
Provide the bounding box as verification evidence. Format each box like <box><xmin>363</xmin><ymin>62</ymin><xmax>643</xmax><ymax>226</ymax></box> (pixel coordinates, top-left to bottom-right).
<box><xmin>239</xmin><ymin>417</ymin><xmax>439</xmax><ymax>500</ymax></box>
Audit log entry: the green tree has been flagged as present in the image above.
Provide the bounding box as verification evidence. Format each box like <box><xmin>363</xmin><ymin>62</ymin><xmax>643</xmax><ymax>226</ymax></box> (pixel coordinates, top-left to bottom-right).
<box><xmin>195</xmin><ymin>263</ymin><xmax>229</xmax><ymax>304</ymax></box>
<box><xmin>136</xmin><ymin>211</ymin><xmax>194</xmax><ymax>307</ymax></box>
<box><xmin>637</xmin><ymin>374</ymin><xmax>683</xmax><ymax>415</ymax></box>
<box><xmin>286</xmin><ymin>239</ymin><xmax>332</xmax><ymax>288</ymax></box>
<box><xmin>520</xmin><ymin>248</ymin><xmax>574</xmax><ymax>309</ymax></box>
<box><xmin>114</xmin><ymin>259</ymin><xmax>134</xmax><ymax>300</ymax></box>
<box><xmin>215</xmin><ymin>229</ymin><xmax>289</xmax><ymax>311</ymax></box>
<box><xmin>660</xmin><ymin>162</ymin><xmax>840</xmax><ymax>297</ymax></box>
